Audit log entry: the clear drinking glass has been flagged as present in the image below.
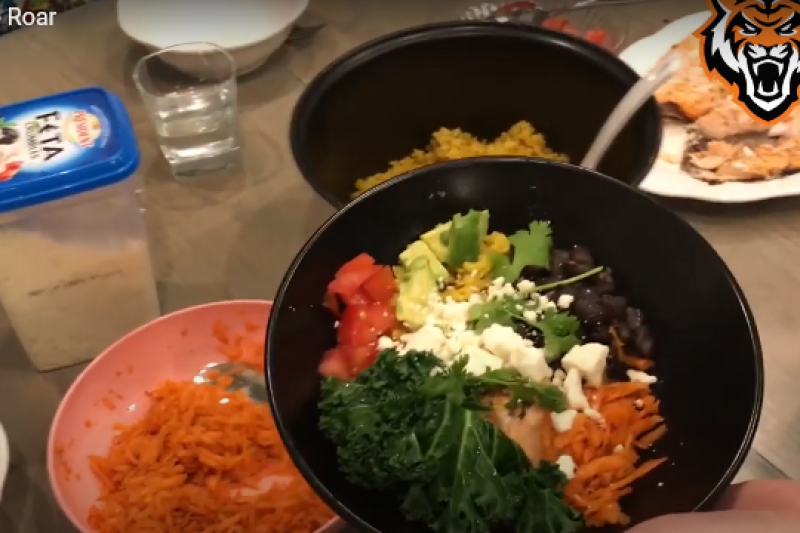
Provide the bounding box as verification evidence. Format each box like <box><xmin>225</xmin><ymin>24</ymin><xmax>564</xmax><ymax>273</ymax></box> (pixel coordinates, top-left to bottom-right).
<box><xmin>133</xmin><ymin>42</ymin><xmax>240</xmax><ymax>178</ymax></box>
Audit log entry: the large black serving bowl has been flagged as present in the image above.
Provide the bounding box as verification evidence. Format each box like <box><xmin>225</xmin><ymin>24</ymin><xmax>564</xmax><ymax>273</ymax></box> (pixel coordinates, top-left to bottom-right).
<box><xmin>267</xmin><ymin>159</ymin><xmax>762</xmax><ymax>533</ymax></box>
<box><xmin>290</xmin><ymin>22</ymin><xmax>663</xmax><ymax>208</ymax></box>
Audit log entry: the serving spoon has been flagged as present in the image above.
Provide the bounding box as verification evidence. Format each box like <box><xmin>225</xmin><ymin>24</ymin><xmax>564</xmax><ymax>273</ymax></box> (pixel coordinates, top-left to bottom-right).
<box><xmin>194</xmin><ymin>361</ymin><xmax>268</xmax><ymax>404</ymax></box>
<box><xmin>580</xmin><ymin>49</ymin><xmax>682</xmax><ymax>171</ymax></box>
<box><xmin>462</xmin><ymin>0</ymin><xmax>658</xmax><ymax>24</ymax></box>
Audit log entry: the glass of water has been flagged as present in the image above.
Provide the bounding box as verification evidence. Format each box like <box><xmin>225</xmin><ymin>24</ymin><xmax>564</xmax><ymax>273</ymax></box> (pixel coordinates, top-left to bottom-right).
<box><xmin>133</xmin><ymin>42</ymin><xmax>239</xmax><ymax>178</ymax></box>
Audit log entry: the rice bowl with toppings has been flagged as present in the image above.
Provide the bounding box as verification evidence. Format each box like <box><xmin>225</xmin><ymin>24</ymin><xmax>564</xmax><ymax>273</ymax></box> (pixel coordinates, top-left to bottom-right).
<box><xmin>266</xmin><ymin>157</ymin><xmax>763</xmax><ymax>533</ymax></box>
<box><xmin>317</xmin><ymin>209</ymin><xmax>667</xmax><ymax>531</ymax></box>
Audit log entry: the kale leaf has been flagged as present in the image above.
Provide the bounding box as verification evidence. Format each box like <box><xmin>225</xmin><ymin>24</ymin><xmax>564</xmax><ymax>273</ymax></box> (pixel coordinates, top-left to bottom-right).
<box><xmin>319</xmin><ymin>349</ymin><xmax>583</xmax><ymax>533</ymax></box>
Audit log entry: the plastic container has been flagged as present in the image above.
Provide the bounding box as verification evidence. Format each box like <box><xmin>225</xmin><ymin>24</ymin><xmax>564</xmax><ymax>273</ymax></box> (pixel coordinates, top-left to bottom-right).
<box><xmin>0</xmin><ymin>87</ymin><xmax>159</xmax><ymax>371</ymax></box>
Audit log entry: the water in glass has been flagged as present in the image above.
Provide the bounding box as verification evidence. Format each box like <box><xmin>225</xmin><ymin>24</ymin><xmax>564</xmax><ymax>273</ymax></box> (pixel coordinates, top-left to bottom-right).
<box><xmin>153</xmin><ymin>82</ymin><xmax>238</xmax><ymax>176</ymax></box>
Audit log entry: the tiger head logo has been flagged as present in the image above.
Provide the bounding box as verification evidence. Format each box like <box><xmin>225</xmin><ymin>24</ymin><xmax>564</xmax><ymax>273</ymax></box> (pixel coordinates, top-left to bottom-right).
<box><xmin>697</xmin><ymin>0</ymin><xmax>800</xmax><ymax>123</ymax></box>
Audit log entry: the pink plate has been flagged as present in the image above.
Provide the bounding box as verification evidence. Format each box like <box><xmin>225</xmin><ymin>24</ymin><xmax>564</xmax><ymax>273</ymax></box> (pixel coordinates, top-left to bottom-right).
<box><xmin>47</xmin><ymin>299</ymin><xmax>342</xmax><ymax>533</ymax></box>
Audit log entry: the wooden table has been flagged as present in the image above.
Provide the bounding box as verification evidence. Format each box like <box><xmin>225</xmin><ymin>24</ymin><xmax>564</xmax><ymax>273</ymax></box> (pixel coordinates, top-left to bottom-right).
<box><xmin>0</xmin><ymin>0</ymin><xmax>795</xmax><ymax>531</ymax></box>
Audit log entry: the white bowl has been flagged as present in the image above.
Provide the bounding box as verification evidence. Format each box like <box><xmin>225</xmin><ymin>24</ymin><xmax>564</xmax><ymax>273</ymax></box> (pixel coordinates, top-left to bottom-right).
<box><xmin>117</xmin><ymin>0</ymin><xmax>308</xmax><ymax>76</ymax></box>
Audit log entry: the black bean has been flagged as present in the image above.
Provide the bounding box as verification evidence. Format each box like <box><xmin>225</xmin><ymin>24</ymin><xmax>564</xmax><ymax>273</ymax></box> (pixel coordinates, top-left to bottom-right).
<box><xmin>574</xmin><ymin>285</ymin><xmax>600</xmax><ymax>301</ymax></box>
<box><xmin>601</xmin><ymin>294</ymin><xmax>627</xmax><ymax>319</ymax></box>
<box><xmin>586</xmin><ymin>324</ymin><xmax>612</xmax><ymax>344</ymax></box>
<box><xmin>513</xmin><ymin>321</ymin><xmax>545</xmax><ymax>348</ymax></box>
<box><xmin>551</xmin><ymin>249</ymin><xmax>571</xmax><ymax>276</ymax></box>
<box><xmin>570</xmin><ymin>245</ymin><xmax>595</xmax><ymax>267</ymax></box>
<box><xmin>634</xmin><ymin>325</ymin><xmax>654</xmax><ymax>356</ymax></box>
<box><xmin>563</xmin><ymin>259</ymin><xmax>595</xmax><ymax>277</ymax></box>
<box><xmin>594</xmin><ymin>268</ymin><xmax>615</xmax><ymax>294</ymax></box>
<box><xmin>615</xmin><ymin>323</ymin><xmax>633</xmax><ymax>343</ymax></box>
<box><xmin>625</xmin><ymin>307</ymin><xmax>644</xmax><ymax>329</ymax></box>
<box><xmin>520</xmin><ymin>266</ymin><xmax>551</xmax><ymax>284</ymax></box>
<box><xmin>573</xmin><ymin>298</ymin><xmax>608</xmax><ymax>323</ymax></box>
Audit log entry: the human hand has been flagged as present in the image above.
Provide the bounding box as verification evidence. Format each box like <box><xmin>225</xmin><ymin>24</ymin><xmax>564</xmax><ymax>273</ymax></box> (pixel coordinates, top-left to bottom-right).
<box><xmin>627</xmin><ymin>480</ymin><xmax>800</xmax><ymax>533</ymax></box>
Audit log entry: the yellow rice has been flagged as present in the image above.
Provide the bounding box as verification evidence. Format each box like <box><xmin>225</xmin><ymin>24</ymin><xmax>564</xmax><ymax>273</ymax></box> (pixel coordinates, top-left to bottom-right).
<box><xmin>352</xmin><ymin>121</ymin><xmax>567</xmax><ymax>197</ymax></box>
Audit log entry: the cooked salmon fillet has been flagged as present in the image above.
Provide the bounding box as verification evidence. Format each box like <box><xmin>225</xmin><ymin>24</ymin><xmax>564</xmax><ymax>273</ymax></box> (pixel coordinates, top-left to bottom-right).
<box><xmin>657</xmin><ymin>35</ymin><xmax>800</xmax><ymax>183</ymax></box>
<box><xmin>486</xmin><ymin>393</ymin><xmax>546</xmax><ymax>465</ymax></box>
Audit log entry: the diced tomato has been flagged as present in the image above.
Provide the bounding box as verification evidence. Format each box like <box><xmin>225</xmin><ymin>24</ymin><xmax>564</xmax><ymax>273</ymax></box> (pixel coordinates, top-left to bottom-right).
<box><xmin>584</xmin><ymin>29</ymin><xmax>608</xmax><ymax>46</ymax></box>
<box><xmin>362</xmin><ymin>301</ymin><xmax>397</xmax><ymax>333</ymax></box>
<box><xmin>319</xmin><ymin>349</ymin><xmax>352</xmax><ymax>380</ymax></box>
<box><xmin>337</xmin><ymin>302</ymin><xmax>397</xmax><ymax>347</ymax></box>
<box><xmin>336</xmin><ymin>253</ymin><xmax>376</xmax><ymax>276</ymax></box>
<box><xmin>341</xmin><ymin>288</ymin><xmax>371</xmax><ymax>306</ymax></box>
<box><xmin>543</xmin><ymin>17</ymin><xmax>569</xmax><ymax>31</ymax></box>
<box><xmin>328</xmin><ymin>264</ymin><xmax>381</xmax><ymax>299</ymax></box>
<box><xmin>342</xmin><ymin>343</ymin><xmax>378</xmax><ymax>374</ymax></box>
<box><xmin>323</xmin><ymin>291</ymin><xmax>341</xmax><ymax>316</ymax></box>
<box><xmin>361</xmin><ymin>267</ymin><xmax>397</xmax><ymax>304</ymax></box>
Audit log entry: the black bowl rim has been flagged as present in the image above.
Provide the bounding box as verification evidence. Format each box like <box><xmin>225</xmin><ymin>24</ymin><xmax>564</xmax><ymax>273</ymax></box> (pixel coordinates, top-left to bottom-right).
<box><xmin>289</xmin><ymin>21</ymin><xmax>664</xmax><ymax>208</ymax></box>
<box><xmin>267</xmin><ymin>156</ymin><xmax>764</xmax><ymax>529</ymax></box>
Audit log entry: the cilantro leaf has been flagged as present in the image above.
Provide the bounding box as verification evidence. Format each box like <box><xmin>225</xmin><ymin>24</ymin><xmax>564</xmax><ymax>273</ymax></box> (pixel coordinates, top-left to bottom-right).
<box><xmin>474</xmin><ymin>367</ymin><xmax>569</xmax><ymax>412</ymax></box>
<box><xmin>536</xmin><ymin>309</ymin><xmax>581</xmax><ymax>361</ymax></box>
<box><xmin>534</xmin><ymin>266</ymin><xmax>605</xmax><ymax>293</ymax></box>
<box><xmin>489</xmin><ymin>221</ymin><xmax>552</xmax><ymax>282</ymax></box>
<box><xmin>467</xmin><ymin>294</ymin><xmax>538</xmax><ymax>332</ymax></box>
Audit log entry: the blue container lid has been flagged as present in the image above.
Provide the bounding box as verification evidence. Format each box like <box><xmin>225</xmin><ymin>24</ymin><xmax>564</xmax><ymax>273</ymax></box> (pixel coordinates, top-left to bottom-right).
<box><xmin>0</xmin><ymin>87</ymin><xmax>140</xmax><ymax>214</ymax></box>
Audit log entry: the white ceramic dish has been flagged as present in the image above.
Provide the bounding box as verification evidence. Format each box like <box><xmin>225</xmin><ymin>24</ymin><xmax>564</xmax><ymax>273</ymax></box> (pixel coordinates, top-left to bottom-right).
<box><xmin>620</xmin><ymin>11</ymin><xmax>800</xmax><ymax>203</ymax></box>
<box><xmin>0</xmin><ymin>421</ymin><xmax>8</xmax><ymax>500</ymax></box>
<box><xmin>117</xmin><ymin>0</ymin><xmax>308</xmax><ymax>76</ymax></box>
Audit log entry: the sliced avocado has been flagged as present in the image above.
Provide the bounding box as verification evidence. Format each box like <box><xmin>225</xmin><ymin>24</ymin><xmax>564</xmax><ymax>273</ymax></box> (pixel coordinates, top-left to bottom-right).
<box><xmin>395</xmin><ymin>256</ymin><xmax>440</xmax><ymax>328</ymax></box>
<box><xmin>445</xmin><ymin>209</ymin><xmax>490</xmax><ymax>268</ymax></box>
<box><xmin>421</xmin><ymin>222</ymin><xmax>451</xmax><ymax>263</ymax></box>
<box><xmin>399</xmin><ymin>240</ymin><xmax>450</xmax><ymax>281</ymax></box>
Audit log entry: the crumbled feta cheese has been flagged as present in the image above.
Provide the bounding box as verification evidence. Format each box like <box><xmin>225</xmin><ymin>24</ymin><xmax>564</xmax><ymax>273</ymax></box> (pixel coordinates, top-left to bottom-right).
<box><xmin>400</xmin><ymin>324</ymin><xmax>446</xmax><ymax>354</ymax></box>
<box><xmin>551</xmin><ymin>409</ymin><xmax>578</xmax><ymax>432</ymax></box>
<box><xmin>562</xmin><ymin>368</ymin><xmax>589</xmax><ymax>410</ymax></box>
<box><xmin>614</xmin><ymin>444</ymin><xmax>625</xmax><ymax>453</ymax></box>
<box><xmin>634</xmin><ymin>398</ymin><xmax>644</xmax><ymax>408</ymax></box>
<box><xmin>480</xmin><ymin>323</ymin><xmax>526</xmax><ymax>362</ymax></box>
<box><xmin>377</xmin><ymin>336</ymin><xmax>396</xmax><ymax>350</ymax></box>
<box><xmin>516</xmin><ymin>279</ymin><xmax>535</xmax><ymax>293</ymax></box>
<box><xmin>561</xmin><ymin>343</ymin><xmax>609</xmax><ymax>387</ymax></box>
<box><xmin>522</xmin><ymin>309</ymin><xmax>538</xmax><ymax>322</ymax></box>
<box><xmin>627</xmin><ymin>369</ymin><xmax>658</xmax><ymax>384</ymax></box>
<box><xmin>462</xmin><ymin>345</ymin><xmax>504</xmax><ymax>375</ymax></box>
<box><xmin>557</xmin><ymin>294</ymin><xmax>574</xmax><ymax>309</ymax></box>
<box><xmin>511</xmin><ymin>346</ymin><xmax>552</xmax><ymax>382</ymax></box>
<box><xmin>441</xmin><ymin>330</ymin><xmax>480</xmax><ymax>360</ymax></box>
<box><xmin>556</xmin><ymin>455</ymin><xmax>576</xmax><ymax>479</ymax></box>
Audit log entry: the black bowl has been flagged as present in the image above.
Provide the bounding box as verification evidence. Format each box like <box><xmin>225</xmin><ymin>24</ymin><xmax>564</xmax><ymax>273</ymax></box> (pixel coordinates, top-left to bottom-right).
<box><xmin>267</xmin><ymin>158</ymin><xmax>762</xmax><ymax>533</ymax></box>
<box><xmin>290</xmin><ymin>22</ymin><xmax>663</xmax><ymax>208</ymax></box>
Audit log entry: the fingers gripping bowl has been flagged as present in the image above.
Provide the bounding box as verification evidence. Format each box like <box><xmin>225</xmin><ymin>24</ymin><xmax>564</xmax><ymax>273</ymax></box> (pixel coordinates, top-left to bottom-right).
<box><xmin>266</xmin><ymin>158</ymin><xmax>763</xmax><ymax>533</ymax></box>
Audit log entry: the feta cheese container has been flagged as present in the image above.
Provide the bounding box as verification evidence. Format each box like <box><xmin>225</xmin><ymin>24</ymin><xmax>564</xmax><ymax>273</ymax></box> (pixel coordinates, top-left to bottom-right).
<box><xmin>0</xmin><ymin>87</ymin><xmax>159</xmax><ymax>371</ymax></box>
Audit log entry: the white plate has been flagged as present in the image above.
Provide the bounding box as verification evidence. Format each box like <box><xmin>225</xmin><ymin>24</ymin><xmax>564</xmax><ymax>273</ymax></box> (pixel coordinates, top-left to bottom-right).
<box><xmin>620</xmin><ymin>12</ymin><xmax>800</xmax><ymax>203</ymax></box>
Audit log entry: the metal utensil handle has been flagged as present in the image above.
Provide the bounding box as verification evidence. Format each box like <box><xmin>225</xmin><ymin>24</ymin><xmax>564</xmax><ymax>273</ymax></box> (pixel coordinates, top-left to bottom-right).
<box><xmin>552</xmin><ymin>0</ymin><xmax>660</xmax><ymax>14</ymax></box>
<box><xmin>580</xmin><ymin>49</ymin><xmax>683</xmax><ymax>171</ymax></box>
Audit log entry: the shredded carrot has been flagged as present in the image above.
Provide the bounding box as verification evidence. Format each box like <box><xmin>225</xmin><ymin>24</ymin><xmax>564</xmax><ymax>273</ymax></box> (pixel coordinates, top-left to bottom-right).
<box><xmin>609</xmin><ymin>326</ymin><xmax>654</xmax><ymax>371</ymax></box>
<box><xmin>544</xmin><ymin>382</ymin><xmax>667</xmax><ymax>527</ymax></box>
<box><xmin>213</xmin><ymin>320</ymin><xmax>266</xmax><ymax>372</ymax></box>
<box><xmin>86</xmin><ymin>380</ymin><xmax>334</xmax><ymax>533</ymax></box>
